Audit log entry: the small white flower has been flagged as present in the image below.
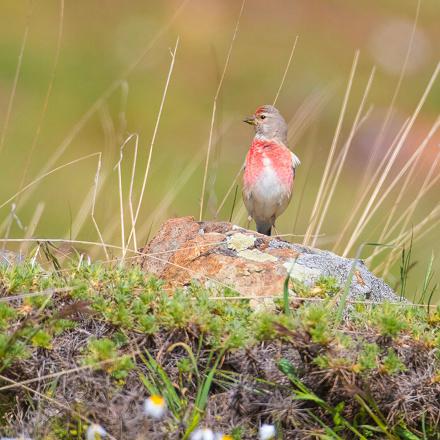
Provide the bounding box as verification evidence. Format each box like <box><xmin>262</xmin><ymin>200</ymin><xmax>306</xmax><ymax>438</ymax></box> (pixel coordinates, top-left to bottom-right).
<box><xmin>215</xmin><ymin>434</ymin><xmax>233</xmax><ymax>440</ymax></box>
<box><xmin>86</xmin><ymin>424</ymin><xmax>107</xmax><ymax>440</ymax></box>
<box><xmin>144</xmin><ymin>394</ymin><xmax>167</xmax><ymax>419</ymax></box>
<box><xmin>190</xmin><ymin>428</ymin><xmax>215</xmax><ymax>440</ymax></box>
<box><xmin>259</xmin><ymin>423</ymin><xmax>276</xmax><ymax>440</ymax></box>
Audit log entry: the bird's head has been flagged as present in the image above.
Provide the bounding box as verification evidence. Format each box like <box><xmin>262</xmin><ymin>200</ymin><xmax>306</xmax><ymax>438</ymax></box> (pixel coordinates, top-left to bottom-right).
<box><xmin>243</xmin><ymin>105</ymin><xmax>288</xmax><ymax>143</ymax></box>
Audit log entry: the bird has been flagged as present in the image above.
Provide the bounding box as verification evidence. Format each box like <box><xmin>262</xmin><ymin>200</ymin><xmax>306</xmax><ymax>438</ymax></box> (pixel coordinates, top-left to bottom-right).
<box><xmin>242</xmin><ymin>105</ymin><xmax>300</xmax><ymax>236</ymax></box>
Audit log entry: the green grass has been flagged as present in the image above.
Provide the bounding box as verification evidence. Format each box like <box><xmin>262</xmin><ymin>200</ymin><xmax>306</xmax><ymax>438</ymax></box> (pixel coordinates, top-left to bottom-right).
<box><xmin>0</xmin><ymin>258</ymin><xmax>439</xmax><ymax>439</ymax></box>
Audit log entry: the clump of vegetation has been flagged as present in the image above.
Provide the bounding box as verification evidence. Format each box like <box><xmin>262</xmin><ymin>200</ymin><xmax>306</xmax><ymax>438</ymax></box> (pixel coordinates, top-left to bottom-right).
<box><xmin>0</xmin><ymin>259</ymin><xmax>439</xmax><ymax>439</ymax></box>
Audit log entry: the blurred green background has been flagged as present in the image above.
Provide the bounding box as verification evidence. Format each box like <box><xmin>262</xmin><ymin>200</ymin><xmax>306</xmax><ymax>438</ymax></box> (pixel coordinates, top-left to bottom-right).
<box><xmin>0</xmin><ymin>0</ymin><xmax>439</xmax><ymax>301</ymax></box>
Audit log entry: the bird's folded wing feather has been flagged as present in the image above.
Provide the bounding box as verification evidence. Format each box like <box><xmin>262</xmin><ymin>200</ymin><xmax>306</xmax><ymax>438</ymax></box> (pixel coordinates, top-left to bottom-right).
<box><xmin>291</xmin><ymin>151</ymin><xmax>301</xmax><ymax>168</ymax></box>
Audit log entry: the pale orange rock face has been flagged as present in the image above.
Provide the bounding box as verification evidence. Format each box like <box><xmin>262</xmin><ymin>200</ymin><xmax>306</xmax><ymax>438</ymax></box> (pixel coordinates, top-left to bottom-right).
<box><xmin>140</xmin><ymin>216</ymin><xmax>298</xmax><ymax>298</ymax></box>
<box><xmin>139</xmin><ymin>217</ymin><xmax>399</xmax><ymax>305</ymax></box>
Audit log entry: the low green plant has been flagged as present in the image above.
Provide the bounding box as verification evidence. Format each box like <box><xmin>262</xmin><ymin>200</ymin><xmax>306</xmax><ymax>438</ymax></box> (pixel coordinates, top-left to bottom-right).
<box><xmin>0</xmin><ymin>259</ymin><xmax>438</xmax><ymax>438</ymax></box>
<box><xmin>381</xmin><ymin>348</ymin><xmax>407</xmax><ymax>375</ymax></box>
<box><xmin>357</xmin><ymin>342</ymin><xmax>380</xmax><ymax>371</ymax></box>
<box><xmin>372</xmin><ymin>303</ymin><xmax>408</xmax><ymax>338</ymax></box>
<box><xmin>84</xmin><ymin>337</ymin><xmax>134</xmax><ymax>379</ymax></box>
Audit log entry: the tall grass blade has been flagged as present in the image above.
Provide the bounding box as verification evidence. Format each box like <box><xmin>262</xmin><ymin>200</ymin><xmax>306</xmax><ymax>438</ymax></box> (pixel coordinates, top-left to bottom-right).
<box><xmin>199</xmin><ymin>0</ymin><xmax>246</xmax><ymax>221</ymax></box>
<box><xmin>303</xmin><ymin>50</ymin><xmax>359</xmax><ymax>245</ymax></box>
<box><xmin>399</xmin><ymin>231</ymin><xmax>413</xmax><ymax>300</ymax></box>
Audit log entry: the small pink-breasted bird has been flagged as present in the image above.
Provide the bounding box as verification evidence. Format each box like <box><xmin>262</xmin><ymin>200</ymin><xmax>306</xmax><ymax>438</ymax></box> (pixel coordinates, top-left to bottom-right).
<box><xmin>242</xmin><ymin>105</ymin><xmax>300</xmax><ymax>236</ymax></box>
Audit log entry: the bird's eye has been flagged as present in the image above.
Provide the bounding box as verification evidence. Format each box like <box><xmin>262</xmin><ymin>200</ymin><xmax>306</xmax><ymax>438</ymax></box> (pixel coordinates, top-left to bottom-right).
<box><xmin>260</xmin><ymin>115</ymin><xmax>266</xmax><ymax>120</ymax></box>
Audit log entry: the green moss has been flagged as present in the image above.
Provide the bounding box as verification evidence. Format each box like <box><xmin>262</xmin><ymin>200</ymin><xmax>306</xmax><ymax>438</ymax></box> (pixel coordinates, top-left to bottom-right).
<box><xmin>31</xmin><ymin>329</ymin><xmax>52</xmax><ymax>349</ymax></box>
<box><xmin>371</xmin><ymin>303</ymin><xmax>409</xmax><ymax>337</ymax></box>
<box><xmin>358</xmin><ymin>342</ymin><xmax>380</xmax><ymax>371</ymax></box>
<box><xmin>382</xmin><ymin>348</ymin><xmax>407</xmax><ymax>375</ymax></box>
<box><xmin>84</xmin><ymin>337</ymin><xmax>134</xmax><ymax>379</ymax></box>
<box><xmin>0</xmin><ymin>259</ymin><xmax>438</xmax><ymax>438</ymax></box>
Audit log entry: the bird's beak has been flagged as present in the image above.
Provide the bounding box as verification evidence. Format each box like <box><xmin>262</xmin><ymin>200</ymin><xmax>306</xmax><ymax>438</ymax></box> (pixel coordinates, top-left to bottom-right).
<box><xmin>243</xmin><ymin>115</ymin><xmax>256</xmax><ymax>125</ymax></box>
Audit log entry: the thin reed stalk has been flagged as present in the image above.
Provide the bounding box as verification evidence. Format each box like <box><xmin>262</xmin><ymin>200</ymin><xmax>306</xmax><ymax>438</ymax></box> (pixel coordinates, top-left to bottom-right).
<box><xmin>311</xmin><ymin>67</ymin><xmax>376</xmax><ymax>247</ymax></box>
<box><xmin>127</xmin><ymin>134</ymin><xmax>139</xmax><ymax>251</ymax></box>
<box><xmin>125</xmin><ymin>38</ymin><xmax>179</xmax><ymax>249</ymax></box>
<box><xmin>287</xmin><ymin>85</ymin><xmax>335</xmax><ymax>146</ymax></box>
<box><xmin>343</xmin><ymin>116</ymin><xmax>440</xmax><ymax>257</ymax></box>
<box><xmin>0</xmin><ymin>152</ymin><xmax>101</xmax><ymax>211</ymax></box>
<box><xmin>360</xmin><ymin>0</ymin><xmax>421</xmax><ymax>186</ymax></box>
<box><xmin>90</xmin><ymin>152</ymin><xmax>109</xmax><ymax>260</ymax></box>
<box><xmin>199</xmin><ymin>0</ymin><xmax>246</xmax><ymax>221</ymax></box>
<box><xmin>17</xmin><ymin>0</ymin><xmax>65</xmax><ymax>198</ymax></box>
<box><xmin>378</xmin><ymin>153</ymin><xmax>440</xmax><ymax>247</ymax></box>
<box><xmin>342</xmin><ymin>63</ymin><xmax>440</xmax><ymax>256</ymax></box>
<box><xmin>215</xmin><ymin>163</ymin><xmax>245</xmax><ymax>219</ymax></box>
<box><xmin>303</xmin><ymin>50</ymin><xmax>360</xmax><ymax>245</ymax></box>
<box><xmin>0</xmin><ymin>0</ymin><xmax>34</xmax><ymax>154</ymax></box>
<box><xmin>273</xmin><ymin>36</ymin><xmax>299</xmax><ymax>106</ymax></box>
<box><xmin>333</xmin><ymin>118</ymin><xmax>410</xmax><ymax>253</ymax></box>
<box><xmin>369</xmin><ymin>144</ymin><xmax>440</xmax><ymax>264</ymax></box>
<box><xmin>370</xmin><ymin>151</ymin><xmax>440</xmax><ymax>271</ymax></box>
<box><xmin>114</xmin><ymin>133</ymin><xmax>139</xmax><ymax>259</ymax></box>
<box><xmin>68</xmin><ymin>106</ymin><xmax>115</xmax><ymax>241</ymax></box>
<box><xmin>20</xmin><ymin>202</ymin><xmax>45</xmax><ymax>255</ymax></box>
<box><xmin>374</xmin><ymin>204</ymin><xmax>440</xmax><ymax>274</ymax></box>
<box><xmin>0</xmin><ymin>0</ymin><xmax>189</xmax><ymax>234</ymax></box>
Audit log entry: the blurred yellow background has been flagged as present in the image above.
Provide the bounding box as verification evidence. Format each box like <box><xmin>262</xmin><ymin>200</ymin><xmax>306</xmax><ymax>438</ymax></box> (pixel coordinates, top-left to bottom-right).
<box><xmin>0</xmin><ymin>0</ymin><xmax>439</xmax><ymax>300</ymax></box>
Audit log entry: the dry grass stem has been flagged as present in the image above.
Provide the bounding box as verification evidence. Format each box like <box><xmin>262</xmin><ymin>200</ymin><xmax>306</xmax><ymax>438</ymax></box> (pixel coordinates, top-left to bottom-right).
<box><xmin>361</xmin><ymin>0</ymin><xmax>421</xmax><ymax>185</ymax></box>
<box><xmin>232</xmin><ymin>202</ymin><xmax>247</xmax><ymax>226</ymax></box>
<box><xmin>342</xmin><ymin>63</ymin><xmax>440</xmax><ymax>256</ymax></box>
<box><xmin>368</xmin><ymin>145</ymin><xmax>440</xmax><ymax>265</ymax></box>
<box><xmin>0</xmin><ymin>348</ymin><xmax>142</xmax><ymax>392</ymax></box>
<box><xmin>215</xmin><ymin>163</ymin><xmax>245</xmax><ymax>218</ymax></box>
<box><xmin>0</xmin><ymin>286</ymin><xmax>73</xmax><ymax>303</ymax></box>
<box><xmin>0</xmin><ymin>1</ymin><xmax>34</xmax><ymax>154</ymax></box>
<box><xmin>333</xmin><ymin>117</ymin><xmax>410</xmax><ymax>253</ymax></box>
<box><xmin>369</xmin><ymin>152</ymin><xmax>440</xmax><ymax>270</ymax></box>
<box><xmin>199</xmin><ymin>0</ymin><xmax>246</xmax><ymax>221</ymax></box>
<box><xmin>19</xmin><ymin>202</ymin><xmax>45</xmax><ymax>255</ymax></box>
<box><xmin>135</xmin><ymin>121</ymin><xmax>232</xmax><ymax>245</ymax></box>
<box><xmin>273</xmin><ymin>35</ymin><xmax>299</xmax><ymax>106</ymax></box>
<box><xmin>343</xmin><ymin>116</ymin><xmax>440</xmax><ymax>257</ymax></box>
<box><xmin>0</xmin><ymin>0</ymin><xmax>189</xmax><ymax>233</ymax></box>
<box><xmin>287</xmin><ymin>85</ymin><xmax>335</xmax><ymax>146</ymax></box>
<box><xmin>374</xmin><ymin>204</ymin><xmax>440</xmax><ymax>274</ymax></box>
<box><xmin>379</xmin><ymin>152</ymin><xmax>440</xmax><ymax>246</ymax></box>
<box><xmin>128</xmin><ymin>134</ymin><xmax>139</xmax><ymax>252</ymax></box>
<box><xmin>17</xmin><ymin>0</ymin><xmax>65</xmax><ymax>198</ymax></box>
<box><xmin>90</xmin><ymin>153</ymin><xmax>110</xmax><ymax>260</ymax></box>
<box><xmin>0</xmin><ymin>374</ymin><xmax>118</xmax><ymax>440</ymax></box>
<box><xmin>114</xmin><ymin>133</ymin><xmax>140</xmax><ymax>259</ymax></box>
<box><xmin>126</xmin><ymin>37</ymin><xmax>180</xmax><ymax>250</ymax></box>
<box><xmin>311</xmin><ymin>67</ymin><xmax>376</xmax><ymax>247</ymax></box>
<box><xmin>68</xmin><ymin>106</ymin><xmax>115</xmax><ymax>242</ymax></box>
<box><xmin>0</xmin><ymin>152</ymin><xmax>101</xmax><ymax>211</ymax></box>
<box><xmin>303</xmin><ymin>50</ymin><xmax>360</xmax><ymax>245</ymax></box>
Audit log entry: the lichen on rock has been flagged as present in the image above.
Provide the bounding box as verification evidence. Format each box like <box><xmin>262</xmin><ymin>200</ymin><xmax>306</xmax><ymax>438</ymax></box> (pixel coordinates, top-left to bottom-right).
<box><xmin>139</xmin><ymin>216</ymin><xmax>400</xmax><ymax>304</ymax></box>
<box><xmin>227</xmin><ymin>233</ymin><xmax>256</xmax><ymax>252</ymax></box>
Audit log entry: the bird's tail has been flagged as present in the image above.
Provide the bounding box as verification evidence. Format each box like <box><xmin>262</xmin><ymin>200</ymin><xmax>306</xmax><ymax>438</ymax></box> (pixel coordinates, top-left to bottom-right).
<box><xmin>256</xmin><ymin>222</ymin><xmax>272</xmax><ymax>236</ymax></box>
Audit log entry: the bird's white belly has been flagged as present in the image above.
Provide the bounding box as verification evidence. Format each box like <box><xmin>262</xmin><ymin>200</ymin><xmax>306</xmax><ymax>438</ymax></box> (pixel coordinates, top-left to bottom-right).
<box><xmin>247</xmin><ymin>165</ymin><xmax>291</xmax><ymax>222</ymax></box>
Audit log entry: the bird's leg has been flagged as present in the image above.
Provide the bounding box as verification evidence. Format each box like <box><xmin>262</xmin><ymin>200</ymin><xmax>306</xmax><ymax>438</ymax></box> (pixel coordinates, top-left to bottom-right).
<box><xmin>247</xmin><ymin>216</ymin><xmax>252</xmax><ymax>229</ymax></box>
<box><xmin>271</xmin><ymin>215</ymin><xmax>279</xmax><ymax>237</ymax></box>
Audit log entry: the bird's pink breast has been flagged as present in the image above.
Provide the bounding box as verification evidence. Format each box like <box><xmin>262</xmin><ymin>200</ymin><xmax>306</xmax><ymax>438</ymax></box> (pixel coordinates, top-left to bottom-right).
<box><xmin>243</xmin><ymin>139</ymin><xmax>293</xmax><ymax>189</ymax></box>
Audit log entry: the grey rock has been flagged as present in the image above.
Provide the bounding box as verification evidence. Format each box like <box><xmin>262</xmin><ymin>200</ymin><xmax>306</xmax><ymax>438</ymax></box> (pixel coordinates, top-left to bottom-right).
<box><xmin>140</xmin><ymin>216</ymin><xmax>401</xmax><ymax>304</ymax></box>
